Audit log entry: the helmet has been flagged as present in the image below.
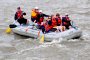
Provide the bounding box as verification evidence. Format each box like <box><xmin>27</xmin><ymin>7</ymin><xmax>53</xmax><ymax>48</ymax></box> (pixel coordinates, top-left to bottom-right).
<box><xmin>65</xmin><ymin>13</ymin><xmax>68</xmax><ymax>16</ymax></box>
<box><xmin>35</xmin><ymin>7</ymin><xmax>39</xmax><ymax>9</ymax></box>
<box><xmin>39</xmin><ymin>10</ymin><xmax>42</xmax><ymax>12</ymax></box>
<box><xmin>17</xmin><ymin>7</ymin><xmax>20</xmax><ymax>9</ymax></box>
<box><xmin>56</xmin><ymin>13</ymin><xmax>60</xmax><ymax>16</ymax></box>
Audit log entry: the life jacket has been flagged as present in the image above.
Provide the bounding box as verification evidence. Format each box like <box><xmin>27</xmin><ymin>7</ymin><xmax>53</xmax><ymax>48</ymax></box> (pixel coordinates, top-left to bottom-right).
<box><xmin>39</xmin><ymin>17</ymin><xmax>44</xmax><ymax>24</ymax></box>
<box><xmin>45</xmin><ymin>25</ymin><xmax>53</xmax><ymax>31</ymax></box>
<box><xmin>55</xmin><ymin>17</ymin><xmax>62</xmax><ymax>26</ymax></box>
<box><xmin>37</xmin><ymin>14</ymin><xmax>45</xmax><ymax>25</ymax></box>
<box><xmin>62</xmin><ymin>17</ymin><xmax>70</xmax><ymax>26</ymax></box>
<box><xmin>37</xmin><ymin>18</ymin><xmax>43</xmax><ymax>25</ymax></box>
<box><xmin>31</xmin><ymin>9</ymin><xmax>38</xmax><ymax>18</ymax></box>
<box><xmin>52</xmin><ymin>18</ymin><xmax>57</xmax><ymax>27</ymax></box>
<box><xmin>65</xmin><ymin>17</ymin><xmax>71</xmax><ymax>26</ymax></box>
<box><xmin>17</xmin><ymin>10</ymin><xmax>23</xmax><ymax>19</ymax></box>
<box><xmin>66</xmin><ymin>17</ymin><xmax>71</xmax><ymax>21</ymax></box>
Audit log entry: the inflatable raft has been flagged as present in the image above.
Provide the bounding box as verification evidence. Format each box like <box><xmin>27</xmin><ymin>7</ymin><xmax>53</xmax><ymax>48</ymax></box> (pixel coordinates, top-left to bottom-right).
<box><xmin>11</xmin><ymin>24</ymin><xmax>82</xmax><ymax>41</ymax></box>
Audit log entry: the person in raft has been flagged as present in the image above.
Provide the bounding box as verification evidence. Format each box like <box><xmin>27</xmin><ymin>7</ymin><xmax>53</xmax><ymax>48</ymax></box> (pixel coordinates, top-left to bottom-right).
<box><xmin>14</xmin><ymin>7</ymin><xmax>28</xmax><ymax>25</ymax></box>
<box><xmin>36</xmin><ymin>10</ymin><xmax>49</xmax><ymax>29</ymax></box>
<box><xmin>31</xmin><ymin>7</ymin><xmax>39</xmax><ymax>23</ymax></box>
<box><xmin>62</xmin><ymin>14</ymin><xmax>72</xmax><ymax>29</ymax></box>
<box><xmin>54</xmin><ymin>13</ymin><xmax>66</xmax><ymax>32</ymax></box>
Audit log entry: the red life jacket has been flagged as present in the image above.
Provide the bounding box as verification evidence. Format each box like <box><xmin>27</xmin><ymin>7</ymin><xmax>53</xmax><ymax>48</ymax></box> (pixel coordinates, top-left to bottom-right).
<box><xmin>56</xmin><ymin>17</ymin><xmax>62</xmax><ymax>25</ymax></box>
<box><xmin>39</xmin><ymin>17</ymin><xmax>44</xmax><ymax>24</ymax></box>
<box><xmin>37</xmin><ymin>18</ymin><xmax>43</xmax><ymax>25</ymax></box>
<box><xmin>52</xmin><ymin>18</ymin><xmax>57</xmax><ymax>27</ymax></box>
<box><xmin>45</xmin><ymin>25</ymin><xmax>53</xmax><ymax>31</ymax></box>
<box><xmin>66</xmin><ymin>17</ymin><xmax>70</xmax><ymax>21</ymax></box>
<box><xmin>17</xmin><ymin>10</ymin><xmax>23</xmax><ymax>19</ymax></box>
<box><xmin>37</xmin><ymin>17</ymin><xmax>44</xmax><ymax>25</ymax></box>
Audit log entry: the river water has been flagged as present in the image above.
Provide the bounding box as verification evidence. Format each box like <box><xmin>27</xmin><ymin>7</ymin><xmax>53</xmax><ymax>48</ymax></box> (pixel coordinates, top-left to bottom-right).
<box><xmin>0</xmin><ymin>0</ymin><xmax>90</xmax><ymax>60</ymax></box>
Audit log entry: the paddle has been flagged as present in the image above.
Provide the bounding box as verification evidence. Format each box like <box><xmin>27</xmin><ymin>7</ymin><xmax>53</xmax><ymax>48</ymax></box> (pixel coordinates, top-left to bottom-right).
<box><xmin>5</xmin><ymin>27</ymin><xmax>11</xmax><ymax>34</ymax></box>
<box><xmin>5</xmin><ymin>20</ymin><xmax>18</xmax><ymax>34</ymax></box>
<box><xmin>37</xmin><ymin>30</ymin><xmax>45</xmax><ymax>43</ymax></box>
<box><xmin>39</xmin><ymin>34</ymin><xmax>45</xmax><ymax>43</ymax></box>
<box><xmin>5</xmin><ymin>22</ymin><xmax>18</xmax><ymax>34</ymax></box>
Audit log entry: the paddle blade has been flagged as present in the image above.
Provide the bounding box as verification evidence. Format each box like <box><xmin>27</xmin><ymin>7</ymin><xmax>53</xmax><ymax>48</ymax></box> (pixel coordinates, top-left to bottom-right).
<box><xmin>40</xmin><ymin>35</ymin><xmax>44</xmax><ymax>43</ymax></box>
<box><xmin>5</xmin><ymin>27</ymin><xmax>11</xmax><ymax>34</ymax></box>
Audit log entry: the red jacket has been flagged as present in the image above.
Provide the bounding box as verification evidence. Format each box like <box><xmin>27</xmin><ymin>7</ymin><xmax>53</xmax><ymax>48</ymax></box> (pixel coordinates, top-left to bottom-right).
<box><xmin>55</xmin><ymin>17</ymin><xmax>62</xmax><ymax>25</ymax></box>
<box><xmin>37</xmin><ymin>17</ymin><xmax>44</xmax><ymax>24</ymax></box>
<box><xmin>17</xmin><ymin>10</ymin><xmax>23</xmax><ymax>19</ymax></box>
<box><xmin>52</xmin><ymin>18</ymin><xmax>57</xmax><ymax>27</ymax></box>
<box><xmin>45</xmin><ymin>25</ymin><xmax>53</xmax><ymax>31</ymax></box>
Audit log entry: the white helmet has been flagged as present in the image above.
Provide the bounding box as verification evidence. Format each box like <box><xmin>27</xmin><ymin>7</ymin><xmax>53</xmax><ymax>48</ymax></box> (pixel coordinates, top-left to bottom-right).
<box><xmin>65</xmin><ymin>13</ymin><xmax>69</xmax><ymax>16</ymax></box>
<box><xmin>39</xmin><ymin>10</ymin><xmax>43</xmax><ymax>12</ymax></box>
<box><xmin>35</xmin><ymin>7</ymin><xmax>39</xmax><ymax>9</ymax></box>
